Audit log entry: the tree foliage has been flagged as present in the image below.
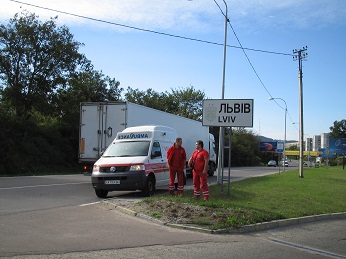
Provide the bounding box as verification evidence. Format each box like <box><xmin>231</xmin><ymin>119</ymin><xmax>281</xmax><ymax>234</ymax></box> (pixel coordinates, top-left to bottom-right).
<box><xmin>169</xmin><ymin>86</ymin><xmax>205</xmax><ymax>120</ymax></box>
<box><xmin>0</xmin><ymin>12</ymin><xmax>266</xmax><ymax>175</ymax></box>
<box><xmin>124</xmin><ymin>86</ymin><xmax>205</xmax><ymax>121</ymax></box>
<box><xmin>225</xmin><ymin>128</ymin><xmax>261</xmax><ymax>166</ymax></box>
<box><xmin>329</xmin><ymin>119</ymin><xmax>346</xmax><ymax>138</ymax></box>
<box><xmin>125</xmin><ymin>87</ymin><xmax>166</xmax><ymax>111</ymax></box>
<box><xmin>0</xmin><ymin>12</ymin><xmax>123</xmax><ymax>175</ymax></box>
<box><xmin>0</xmin><ymin>11</ymin><xmax>87</xmax><ymax>118</ymax></box>
<box><xmin>58</xmin><ymin>68</ymin><xmax>123</xmax><ymax>128</ymax></box>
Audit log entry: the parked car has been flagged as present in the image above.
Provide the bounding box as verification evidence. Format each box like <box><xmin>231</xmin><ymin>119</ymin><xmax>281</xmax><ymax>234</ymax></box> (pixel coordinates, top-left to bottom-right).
<box><xmin>267</xmin><ymin>160</ymin><xmax>277</xmax><ymax>167</ymax></box>
<box><xmin>280</xmin><ymin>161</ymin><xmax>289</xmax><ymax>167</ymax></box>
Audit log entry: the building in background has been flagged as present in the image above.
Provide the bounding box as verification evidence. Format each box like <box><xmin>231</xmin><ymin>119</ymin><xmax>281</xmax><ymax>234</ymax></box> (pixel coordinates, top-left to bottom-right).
<box><xmin>305</xmin><ymin>137</ymin><xmax>312</xmax><ymax>151</ymax></box>
<box><xmin>321</xmin><ymin>133</ymin><xmax>330</xmax><ymax>148</ymax></box>
<box><xmin>312</xmin><ymin>135</ymin><xmax>321</xmax><ymax>151</ymax></box>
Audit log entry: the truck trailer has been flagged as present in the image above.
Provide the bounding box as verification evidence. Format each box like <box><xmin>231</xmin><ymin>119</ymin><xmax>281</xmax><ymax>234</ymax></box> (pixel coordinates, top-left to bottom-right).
<box><xmin>79</xmin><ymin>102</ymin><xmax>217</xmax><ymax>176</ymax></box>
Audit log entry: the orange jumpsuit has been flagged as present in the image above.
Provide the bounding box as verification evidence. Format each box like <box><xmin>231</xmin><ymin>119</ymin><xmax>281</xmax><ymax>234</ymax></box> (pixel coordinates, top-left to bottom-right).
<box><xmin>191</xmin><ymin>149</ymin><xmax>209</xmax><ymax>200</ymax></box>
<box><xmin>167</xmin><ymin>145</ymin><xmax>186</xmax><ymax>194</ymax></box>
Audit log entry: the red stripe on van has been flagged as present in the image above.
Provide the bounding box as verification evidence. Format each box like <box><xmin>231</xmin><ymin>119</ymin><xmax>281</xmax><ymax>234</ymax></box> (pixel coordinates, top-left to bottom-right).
<box><xmin>145</xmin><ymin>162</ymin><xmax>168</xmax><ymax>175</ymax></box>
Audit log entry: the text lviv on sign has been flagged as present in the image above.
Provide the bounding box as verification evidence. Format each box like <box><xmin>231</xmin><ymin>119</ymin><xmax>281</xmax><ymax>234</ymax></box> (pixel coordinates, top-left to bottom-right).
<box><xmin>202</xmin><ymin>99</ymin><xmax>254</xmax><ymax>127</ymax></box>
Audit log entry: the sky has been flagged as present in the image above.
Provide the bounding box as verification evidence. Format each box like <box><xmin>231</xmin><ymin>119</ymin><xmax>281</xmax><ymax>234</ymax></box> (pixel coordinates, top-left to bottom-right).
<box><xmin>1</xmin><ymin>0</ymin><xmax>345</xmax><ymax>141</ymax></box>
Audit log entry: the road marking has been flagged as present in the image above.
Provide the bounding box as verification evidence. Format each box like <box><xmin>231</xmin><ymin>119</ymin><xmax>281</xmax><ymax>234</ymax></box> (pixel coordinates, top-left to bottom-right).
<box><xmin>79</xmin><ymin>201</ymin><xmax>101</xmax><ymax>207</ymax></box>
<box><xmin>269</xmin><ymin>238</ymin><xmax>346</xmax><ymax>259</ymax></box>
<box><xmin>0</xmin><ymin>182</ymin><xmax>90</xmax><ymax>191</ymax></box>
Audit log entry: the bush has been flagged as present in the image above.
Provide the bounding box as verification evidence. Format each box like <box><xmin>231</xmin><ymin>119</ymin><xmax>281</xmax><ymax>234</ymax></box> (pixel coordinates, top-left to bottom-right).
<box><xmin>336</xmin><ymin>156</ymin><xmax>346</xmax><ymax>166</ymax></box>
<box><xmin>0</xmin><ymin>112</ymin><xmax>79</xmax><ymax>176</ymax></box>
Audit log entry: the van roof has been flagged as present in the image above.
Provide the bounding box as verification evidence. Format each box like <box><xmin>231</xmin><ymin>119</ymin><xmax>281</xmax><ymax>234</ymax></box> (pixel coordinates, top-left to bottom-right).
<box><xmin>122</xmin><ymin>125</ymin><xmax>175</xmax><ymax>133</ymax></box>
<box><xmin>117</xmin><ymin>125</ymin><xmax>177</xmax><ymax>143</ymax></box>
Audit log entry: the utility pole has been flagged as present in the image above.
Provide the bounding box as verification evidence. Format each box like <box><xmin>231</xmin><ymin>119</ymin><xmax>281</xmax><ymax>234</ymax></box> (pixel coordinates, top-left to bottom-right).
<box><xmin>216</xmin><ymin>0</ymin><xmax>228</xmax><ymax>185</ymax></box>
<box><xmin>293</xmin><ymin>46</ymin><xmax>308</xmax><ymax>178</ymax></box>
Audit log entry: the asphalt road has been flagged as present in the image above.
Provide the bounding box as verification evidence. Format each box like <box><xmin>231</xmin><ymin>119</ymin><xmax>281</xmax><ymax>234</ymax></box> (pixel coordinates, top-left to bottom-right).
<box><xmin>1</xmin><ymin>166</ymin><xmax>345</xmax><ymax>258</ymax></box>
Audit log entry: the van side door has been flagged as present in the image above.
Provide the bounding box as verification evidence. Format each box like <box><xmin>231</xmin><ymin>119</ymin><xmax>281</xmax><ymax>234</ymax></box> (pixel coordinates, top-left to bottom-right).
<box><xmin>148</xmin><ymin>141</ymin><xmax>169</xmax><ymax>187</ymax></box>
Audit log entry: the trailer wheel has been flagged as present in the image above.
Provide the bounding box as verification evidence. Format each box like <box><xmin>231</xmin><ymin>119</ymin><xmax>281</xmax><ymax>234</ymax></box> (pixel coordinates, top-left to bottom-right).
<box><xmin>95</xmin><ymin>189</ymin><xmax>108</xmax><ymax>198</ymax></box>
<box><xmin>142</xmin><ymin>175</ymin><xmax>155</xmax><ymax>197</ymax></box>
<box><xmin>186</xmin><ymin>168</ymin><xmax>193</xmax><ymax>178</ymax></box>
<box><xmin>208</xmin><ymin>163</ymin><xmax>215</xmax><ymax>176</ymax></box>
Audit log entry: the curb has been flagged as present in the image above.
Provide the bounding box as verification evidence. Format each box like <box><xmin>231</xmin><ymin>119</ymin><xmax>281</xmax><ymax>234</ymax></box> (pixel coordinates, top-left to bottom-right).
<box><xmin>100</xmin><ymin>200</ymin><xmax>346</xmax><ymax>234</ymax></box>
<box><xmin>101</xmin><ymin>200</ymin><xmax>138</xmax><ymax>216</ymax></box>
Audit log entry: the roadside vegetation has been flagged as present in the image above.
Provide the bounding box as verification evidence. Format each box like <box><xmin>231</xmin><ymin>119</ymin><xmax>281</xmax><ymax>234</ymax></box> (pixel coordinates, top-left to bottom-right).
<box><xmin>0</xmin><ymin>11</ymin><xmax>263</xmax><ymax>175</ymax></box>
<box><xmin>0</xmin><ymin>12</ymin><xmax>345</xmax><ymax>176</ymax></box>
<box><xmin>137</xmin><ymin>166</ymin><xmax>346</xmax><ymax>230</ymax></box>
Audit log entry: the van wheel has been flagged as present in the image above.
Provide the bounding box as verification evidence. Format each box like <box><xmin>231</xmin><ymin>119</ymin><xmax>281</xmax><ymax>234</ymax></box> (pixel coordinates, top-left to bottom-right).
<box><xmin>95</xmin><ymin>189</ymin><xmax>108</xmax><ymax>198</ymax></box>
<box><xmin>142</xmin><ymin>175</ymin><xmax>155</xmax><ymax>197</ymax></box>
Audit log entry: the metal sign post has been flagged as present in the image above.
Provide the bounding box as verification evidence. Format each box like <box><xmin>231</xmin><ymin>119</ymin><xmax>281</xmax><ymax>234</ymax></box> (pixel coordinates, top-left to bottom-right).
<box><xmin>203</xmin><ymin>99</ymin><xmax>254</xmax><ymax>194</ymax></box>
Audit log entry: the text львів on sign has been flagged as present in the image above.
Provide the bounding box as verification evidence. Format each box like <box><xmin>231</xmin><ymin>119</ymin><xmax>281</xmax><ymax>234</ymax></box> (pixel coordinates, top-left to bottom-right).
<box><xmin>202</xmin><ymin>99</ymin><xmax>254</xmax><ymax>127</ymax></box>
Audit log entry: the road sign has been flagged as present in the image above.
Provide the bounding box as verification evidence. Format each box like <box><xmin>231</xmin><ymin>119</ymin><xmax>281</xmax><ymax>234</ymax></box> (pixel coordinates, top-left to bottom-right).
<box><xmin>277</xmin><ymin>142</ymin><xmax>284</xmax><ymax>152</ymax></box>
<box><xmin>202</xmin><ymin>99</ymin><xmax>254</xmax><ymax>127</ymax></box>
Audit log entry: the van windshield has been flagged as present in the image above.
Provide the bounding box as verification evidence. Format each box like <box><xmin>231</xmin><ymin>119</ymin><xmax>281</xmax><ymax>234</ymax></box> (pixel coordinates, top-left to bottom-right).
<box><xmin>103</xmin><ymin>141</ymin><xmax>150</xmax><ymax>157</ymax></box>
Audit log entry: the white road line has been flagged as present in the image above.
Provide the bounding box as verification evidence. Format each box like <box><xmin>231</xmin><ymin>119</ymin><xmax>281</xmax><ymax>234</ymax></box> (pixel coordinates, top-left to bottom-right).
<box><xmin>269</xmin><ymin>238</ymin><xmax>346</xmax><ymax>259</ymax></box>
<box><xmin>0</xmin><ymin>182</ymin><xmax>90</xmax><ymax>191</ymax></box>
<box><xmin>79</xmin><ymin>201</ymin><xmax>101</xmax><ymax>207</ymax></box>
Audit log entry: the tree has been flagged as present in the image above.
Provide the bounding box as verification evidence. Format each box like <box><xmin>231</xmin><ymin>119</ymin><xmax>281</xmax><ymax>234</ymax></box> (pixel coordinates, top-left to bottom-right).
<box><xmin>329</xmin><ymin>119</ymin><xmax>346</xmax><ymax>138</ymax></box>
<box><xmin>287</xmin><ymin>144</ymin><xmax>298</xmax><ymax>150</ymax></box>
<box><xmin>0</xmin><ymin>11</ymin><xmax>87</xmax><ymax>118</ymax></box>
<box><xmin>0</xmin><ymin>12</ymin><xmax>125</xmax><ymax>175</ymax></box>
<box><xmin>124</xmin><ymin>87</ymin><xmax>167</xmax><ymax>111</ymax></box>
<box><xmin>58</xmin><ymin>67</ymin><xmax>123</xmax><ymax>130</ymax></box>
<box><xmin>124</xmin><ymin>86</ymin><xmax>205</xmax><ymax>121</ymax></box>
<box><xmin>65</xmin><ymin>68</ymin><xmax>123</xmax><ymax>103</ymax></box>
<box><xmin>169</xmin><ymin>86</ymin><xmax>205</xmax><ymax>121</ymax></box>
<box><xmin>226</xmin><ymin>127</ymin><xmax>261</xmax><ymax>166</ymax></box>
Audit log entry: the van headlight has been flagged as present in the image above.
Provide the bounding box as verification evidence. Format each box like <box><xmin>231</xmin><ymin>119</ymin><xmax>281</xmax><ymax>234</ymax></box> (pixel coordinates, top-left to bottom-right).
<box><xmin>93</xmin><ymin>165</ymin><xmax>100</xmax><ymax>173</ymax></box>
<box><xmin>130</xmin><ymin>164</ymin><xmax>145</xmax><ymax>171</ymax></box>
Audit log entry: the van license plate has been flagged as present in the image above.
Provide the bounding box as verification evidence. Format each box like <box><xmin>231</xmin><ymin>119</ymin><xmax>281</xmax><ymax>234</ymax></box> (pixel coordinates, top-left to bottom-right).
<box><xmin>105</xmin><ymin>180</ymin><xmax>120</xmax><ymax>184</ymax></box>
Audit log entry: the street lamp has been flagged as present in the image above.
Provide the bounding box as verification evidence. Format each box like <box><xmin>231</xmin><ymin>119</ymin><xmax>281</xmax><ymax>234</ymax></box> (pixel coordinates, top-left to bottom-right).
<box><xmin>269</xmin><ymin>97</ymin><xmax>287</xmax><ymax>172</ymax></box>
<box><xmin>215</xmin><ymin>0</ymin><xmax>228</xmax><ymax>184</ymax></box>
<box><xmin>189</xmin><ymin>0</ymin><xmax>228</xmax><ymax>184</ymax></box>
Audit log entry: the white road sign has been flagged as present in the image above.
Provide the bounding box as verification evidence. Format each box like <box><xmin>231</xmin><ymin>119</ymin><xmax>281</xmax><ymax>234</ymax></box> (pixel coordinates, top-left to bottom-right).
<box><xmin>202</xmin><ymin>99</ymin><xmax>254</xmax><ymax>127</ymax></box>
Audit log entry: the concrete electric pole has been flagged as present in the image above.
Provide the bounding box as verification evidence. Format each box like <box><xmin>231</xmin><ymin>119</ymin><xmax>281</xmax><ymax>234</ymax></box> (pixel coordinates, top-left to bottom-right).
<box><xmin>293</xmin><ymin>46</ymin><xmax>308</xmax><ymax>178</ymax></box>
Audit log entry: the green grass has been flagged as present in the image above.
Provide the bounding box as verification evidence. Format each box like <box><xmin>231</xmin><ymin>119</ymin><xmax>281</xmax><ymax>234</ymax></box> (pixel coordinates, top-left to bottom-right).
<box><xmin>144</xmin><ymin>166</ymin><xmax>346</xmax><ymax>229</ymax></box>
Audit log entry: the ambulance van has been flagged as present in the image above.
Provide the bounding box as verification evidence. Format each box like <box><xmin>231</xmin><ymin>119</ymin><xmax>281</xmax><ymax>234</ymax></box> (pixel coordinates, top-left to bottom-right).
<box><xmin>91</xmin><ymin>125</ymin><xmax>177</xmax><ymax>198</ymax></box>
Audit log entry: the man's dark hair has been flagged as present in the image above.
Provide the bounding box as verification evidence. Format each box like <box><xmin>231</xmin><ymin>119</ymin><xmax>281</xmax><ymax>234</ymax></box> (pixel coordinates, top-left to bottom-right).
<box><xmin>176</xmin><ymin>137</ymin><xmax>182</xmax><ymax>142</ymax></box>
<box><xmin>196</xmin><ymin>140</ymin><xmax>204</xmax><ymax>148</ymax></box>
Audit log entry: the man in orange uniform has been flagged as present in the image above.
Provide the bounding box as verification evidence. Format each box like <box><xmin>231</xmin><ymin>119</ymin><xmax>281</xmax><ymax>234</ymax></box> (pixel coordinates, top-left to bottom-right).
<box><xmin>166</xmin><ymin>138</ymin><xmax>186</xmax><ymax>195</ymax></box>
<box><xmin>188</xmin><ymin>140</ymin><xmax>209</xmax><ymax>200</ymax></box>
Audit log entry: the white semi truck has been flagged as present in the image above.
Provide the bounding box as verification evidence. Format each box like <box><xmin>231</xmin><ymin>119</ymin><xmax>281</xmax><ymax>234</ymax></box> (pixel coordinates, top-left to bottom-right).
<box><xmin>79</xmin><ymin>101</ymin><xmax>217</xmax><ymax>176</ymax></box>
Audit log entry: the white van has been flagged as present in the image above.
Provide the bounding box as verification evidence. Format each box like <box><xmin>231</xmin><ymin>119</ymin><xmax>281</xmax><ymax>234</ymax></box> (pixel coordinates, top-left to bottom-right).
<box><xmin>91</xmin><ymin>125</ymin><xmax>178</xmax><ymax>198</ymax></box>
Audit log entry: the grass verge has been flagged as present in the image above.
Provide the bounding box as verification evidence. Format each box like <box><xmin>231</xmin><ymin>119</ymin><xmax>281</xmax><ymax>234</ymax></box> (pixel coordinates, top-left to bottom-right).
<box><xmin>141</xmin><ymin>166</ymin><xmax>346</xmax><ymax>230</ymax></box>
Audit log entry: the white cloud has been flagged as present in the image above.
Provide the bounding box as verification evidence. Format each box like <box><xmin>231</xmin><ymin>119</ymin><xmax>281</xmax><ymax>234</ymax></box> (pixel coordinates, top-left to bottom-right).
<box><xmin>1</xmin><ymin>0</ymin><xmax>345</xmax><ymax>32</ymax></box>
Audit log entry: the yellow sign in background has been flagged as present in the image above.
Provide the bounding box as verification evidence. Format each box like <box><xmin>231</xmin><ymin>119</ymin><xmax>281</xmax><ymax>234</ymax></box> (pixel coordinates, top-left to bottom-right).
<box><xmin>285</xmin><ymin>150</ymin><xmax>321</xmax><ymax>156</ymax></box>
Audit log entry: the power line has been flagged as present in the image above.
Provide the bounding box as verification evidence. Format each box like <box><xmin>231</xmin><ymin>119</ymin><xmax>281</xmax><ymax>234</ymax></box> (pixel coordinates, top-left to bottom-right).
<box><xmin>229</xmin><ymin>18</ymin><xmax>297</xmax><ymax>130</ymax></box>
<box><xmin>8</xmin><ymin>0</ymin><xmax>299</xmax><ymax>136</ymax></box>
<box><xmin>213</xmin><ymin>1</ymin><xmax>297</xmax><ymax>132</ymax></box>
<box><xmin>8</xmin><ymin>0</ymin><xmax>292</xmax><ymax>56</ymax></box>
